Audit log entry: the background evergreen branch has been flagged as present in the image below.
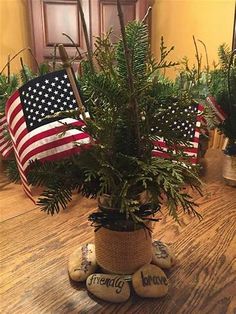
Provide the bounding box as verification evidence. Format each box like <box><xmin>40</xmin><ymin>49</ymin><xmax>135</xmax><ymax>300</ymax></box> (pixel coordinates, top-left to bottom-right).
<box><xmin>156</xmin><ymin>36</ymin><xmax>179</xmax><ymax>70</ymax></box>
<box><xmin>5</xmin><ymin>159</ymin><xmax>20</xmax><ymax>183</ymax></box>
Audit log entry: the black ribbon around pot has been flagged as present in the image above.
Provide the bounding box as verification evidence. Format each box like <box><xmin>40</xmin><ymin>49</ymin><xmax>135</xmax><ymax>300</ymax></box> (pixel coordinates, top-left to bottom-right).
<box><xmin>88</xmin><ymin>203</ymin><xmax>161</xmax><ymax>232</ymax></box>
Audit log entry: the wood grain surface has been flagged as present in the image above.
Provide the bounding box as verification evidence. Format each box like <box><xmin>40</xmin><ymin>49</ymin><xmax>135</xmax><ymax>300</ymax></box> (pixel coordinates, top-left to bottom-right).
<box><xmin>0</xmin><ymin>149</ymin><xmax>236</xmax><ymax>314</ymax></box>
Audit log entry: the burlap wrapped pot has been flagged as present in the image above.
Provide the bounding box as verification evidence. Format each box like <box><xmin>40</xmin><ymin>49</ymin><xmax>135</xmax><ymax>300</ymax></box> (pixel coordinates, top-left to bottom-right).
<box><xmin>222</xmin><ymin>154</ymin><xmax>236</xmax><ymax>186</ymax></box>
<box><xmin>94</xmin><ymin>224</ymin><xmax>152</xmax><ymax>275</ymax></box>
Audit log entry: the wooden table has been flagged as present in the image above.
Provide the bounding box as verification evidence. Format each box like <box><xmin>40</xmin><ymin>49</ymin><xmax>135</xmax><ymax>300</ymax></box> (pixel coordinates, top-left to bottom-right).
<box><xmin>1</xmin><ymin>149</ymin><xmax>236</xmax><ymax>314</ymax></box>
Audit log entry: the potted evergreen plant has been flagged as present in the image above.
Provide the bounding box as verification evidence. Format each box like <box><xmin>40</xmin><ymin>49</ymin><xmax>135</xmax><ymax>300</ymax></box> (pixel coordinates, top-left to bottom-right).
<box><xmin>8</xmin><ymin>3</ymin><xmax>236</xmax><ymax>302</ymax></box>
<box><xmin>209</xmin><ymin>45</ymin><xmax>236</xmax><ymax>185</ymax></box>
<box><xmin>26</xmin><ymin>1</ymin><xmax>202</xmax><ymax>276</ymax></box>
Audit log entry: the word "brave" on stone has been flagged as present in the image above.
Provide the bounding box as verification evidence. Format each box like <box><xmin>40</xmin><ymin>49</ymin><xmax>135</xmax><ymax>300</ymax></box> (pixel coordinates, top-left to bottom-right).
<box><xmin>141</xmin><ymin>271</ymin><xmax>168</xmax><ymax>287</ymax></box>
<box><xmin>132</xmin><ymin>264</ymin><xmax>169</xmax><ymax>298</ymax></box>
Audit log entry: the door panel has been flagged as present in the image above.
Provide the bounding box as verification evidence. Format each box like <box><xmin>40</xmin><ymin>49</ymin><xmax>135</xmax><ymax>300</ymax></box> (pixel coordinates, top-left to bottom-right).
<box><xmin>28</xmin><ymin>0</ymin><xmax>90</xmax><ymax>64</ymax></box>
<box><xmin>43</xmin><ymin>2</ymin><xmax>80</xmax><ymax>46</ymax></box>
<box><xmin>90</xmin><ymin>0</ymin><xmax>148</xmax><ymax>44</ymax></box>
<box><xmin>101</xmin><ymin>3</ymin><xmax>135</xmax><ymax>42</ymax></box>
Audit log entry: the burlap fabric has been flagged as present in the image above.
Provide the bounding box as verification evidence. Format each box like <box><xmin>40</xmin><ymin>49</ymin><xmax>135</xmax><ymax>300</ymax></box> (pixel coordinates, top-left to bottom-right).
<box><xmin>223</xmin><ymin>155</ymin><xmax>236</xmax><ymax>186</ymax></box>
<box><xmin>95</xmin><ymin>225</ymin><xmax>152</xmax><ymax>275</ymax></box>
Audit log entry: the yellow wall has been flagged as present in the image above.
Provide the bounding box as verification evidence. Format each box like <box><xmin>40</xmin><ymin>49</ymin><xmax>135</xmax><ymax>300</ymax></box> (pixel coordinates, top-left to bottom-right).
<box><xmin>151</xmin><ymin>0</ymin><xmax>235</xmax><ymax>78</ymax></box>
<box><xmin>0</xmin><ymin>0</ymin><xmax>32</xmax><ymax>74</ymax></box>
<box><xmin>0</xmin><ymin>0</ymin><xmax>235</xmax><ymax>76</ymax></box>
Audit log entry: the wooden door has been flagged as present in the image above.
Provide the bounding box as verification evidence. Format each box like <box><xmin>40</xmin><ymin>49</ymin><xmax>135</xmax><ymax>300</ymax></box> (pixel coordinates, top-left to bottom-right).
<box><xmin>28</xmin><ymin>0</ymin><xmax>90</xmax><ymax>64</ymax></box>
<box><xmin>28</xmin><ymin>0</ymin><xmax>149</xmax><ymax>64</ymax></box>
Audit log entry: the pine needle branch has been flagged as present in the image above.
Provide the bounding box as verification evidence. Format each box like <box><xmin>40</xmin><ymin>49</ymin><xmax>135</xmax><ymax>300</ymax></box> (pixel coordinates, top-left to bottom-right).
<box><xmin>116</xmin><ymin>0</ymin><xmax>141</xmax><ymax>154</ymax></box>
<box><xmin>37</xmin><ymin>183</ymin><xmax>73</xmax><ymax>215</ymax></box>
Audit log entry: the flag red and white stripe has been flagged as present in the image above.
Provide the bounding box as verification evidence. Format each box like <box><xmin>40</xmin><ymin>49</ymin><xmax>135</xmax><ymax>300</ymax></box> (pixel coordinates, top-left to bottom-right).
<box><xmin>206</xmin><ymin>96</ymin><xmax>227</xmax><ymax>123</ymax></box>
<box><xmin>152</xmin><ymin>103</ymin><xmax>203</xmax><ymax>164</ymax></box>
<box><xmin>5</xmin><ymin>69</ymin><xmax>91</xmax><ymax>199</ymax></box>
<box><xmin>0</xmin><ymin>116</ymin><xmax>13</xmax><ymax>158</ymax></box>
<box><xmin>6</xmin><ymin>90</ymin><xmax>90</xmax><ymax>171</ymax></box>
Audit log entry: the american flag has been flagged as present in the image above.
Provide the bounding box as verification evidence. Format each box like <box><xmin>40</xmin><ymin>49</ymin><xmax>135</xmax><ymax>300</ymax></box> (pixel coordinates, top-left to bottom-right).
<box><xmin>0</xmin><ymin>115</ymin><xmax>13</xmax><ymax>158</ymax></box>
<box><xmin>206</xmin><ymin>96</ymin><xmax>227</xmax><ymax>123</ymax></box>
<box><xmin>152</xmin><ymin>103</ymin><xmax>203</xmax><ymax>164</ymax></box>
<box><xmin>6</xmin><ymin>69</ymin><xmax>90</xmax><ymax>198</ymax></box>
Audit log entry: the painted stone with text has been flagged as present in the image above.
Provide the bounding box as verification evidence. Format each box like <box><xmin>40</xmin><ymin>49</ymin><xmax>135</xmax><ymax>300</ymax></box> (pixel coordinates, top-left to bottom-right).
<box><xmin>68</xmin><ymin>243</ymin><xmax>97</xmax><ymax>282</ymax></box>
<box><xmin>151</xmin><ymin>240</ymin><xmax>176</xmax><ymax>269</ymax></box>
<box><xmin>86</xmin><ymin>273</ymin><xmax>130</xmax><ymax>303</ymax></box>
<box><xmin>132</xmin><ymin>264</ymin><xmax>168</xmax><ymax>298</ymax></box>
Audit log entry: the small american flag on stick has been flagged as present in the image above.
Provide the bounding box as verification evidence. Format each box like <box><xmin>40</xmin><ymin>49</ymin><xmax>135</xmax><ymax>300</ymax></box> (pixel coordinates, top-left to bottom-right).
<box><xmin>6</xmin><ymin>69</ymin><xmax>90</xmax><ymax>198</ymax></box>
<box><xmin>0</xmin><ymin>115</ymin><xmax>13</xmax><ymax>158</ymax></box>
<box><xmin>206</xmin><ymin>96</ymin><xmax>227</xmax><ymax>123</ymax></box>
<box><xmin>152</xmin><ymin>103</ymin><xmax>203</xmax><ymax>164</ymax></box>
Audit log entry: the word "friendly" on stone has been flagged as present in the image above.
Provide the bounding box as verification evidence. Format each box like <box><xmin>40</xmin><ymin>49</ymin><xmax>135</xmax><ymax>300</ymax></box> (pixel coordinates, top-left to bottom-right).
<box><xmin>87</xmin><ymin>274</ymin><xmax>125</xmax><ymax>294</ymax></box>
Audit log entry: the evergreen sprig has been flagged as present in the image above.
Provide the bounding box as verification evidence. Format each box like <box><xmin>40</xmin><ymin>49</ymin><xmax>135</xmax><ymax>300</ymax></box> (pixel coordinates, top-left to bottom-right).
<box><xmin>157</xmin><ymin>36</ymin><xmax>179</xmax><ymax>69</ymax></box>
<box><xmin>37</xmin><ymin>183</ymin><xmax>73</xmax><ymax>215</ymax></box>
<box><xmin>0</xmin><ymin>73</ymin><xmax>19</xmax><ymax>114</ymax></box>
<box><xmin>5</xmin><ymin>159</ymin><xmax>20</xmax><ymax>183</ymax></box>
<box><xmin>29</xmin><ymin>141</ymin><xmax>202</xmax><ymax>221</ymax></box>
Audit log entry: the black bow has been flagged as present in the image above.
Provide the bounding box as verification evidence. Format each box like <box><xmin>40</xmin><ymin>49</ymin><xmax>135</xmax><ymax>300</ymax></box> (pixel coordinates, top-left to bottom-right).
<box><xmin>88</xmin><ymin>203</ymin><xmax>161</xmax><ymax>232</ymax></box>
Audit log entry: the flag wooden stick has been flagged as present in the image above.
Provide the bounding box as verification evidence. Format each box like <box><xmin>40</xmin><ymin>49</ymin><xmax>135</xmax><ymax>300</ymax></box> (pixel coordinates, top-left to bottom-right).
<box><xmin>58</xmin><ymin>44</ymin><xmax>87</xmax><ymax>123</ymax></box>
